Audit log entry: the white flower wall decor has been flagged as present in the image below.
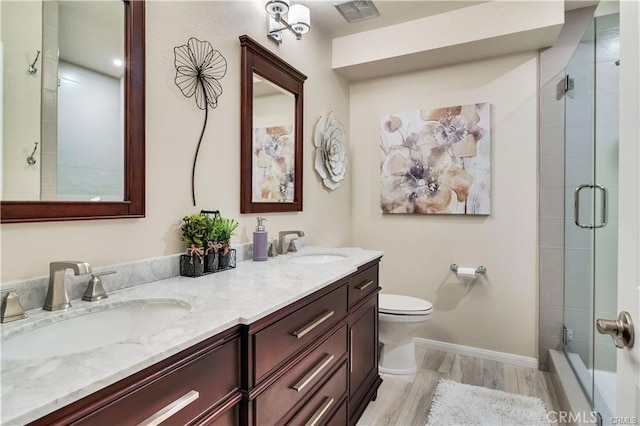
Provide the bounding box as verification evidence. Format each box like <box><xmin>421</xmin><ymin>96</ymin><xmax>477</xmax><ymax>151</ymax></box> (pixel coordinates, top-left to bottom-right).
<box><xmin>314</xmin><ymin>112</ymin><xmax>347</xmax><ymax>190</ymax></box>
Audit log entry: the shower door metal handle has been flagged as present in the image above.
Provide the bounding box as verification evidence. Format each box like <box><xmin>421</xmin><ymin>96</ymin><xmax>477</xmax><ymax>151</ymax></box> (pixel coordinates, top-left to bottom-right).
<box><xmin>596</xmin><ymin>311</ymin><xmax>634</xmax><ymax>349</ymax></box>
<box><xmin>574</xmin><ymin>184</ymin><xmax>593</xmax><ymax>228</ymax></box>
<box><xmin>574</xmin><ymin>184</ymin><xmax>608</xmax><ymax>229</ymax></box>
<box><xmin>594</xmin><ymin>184</ymin><xmax>608</xmax><ymax>228</ymax></box>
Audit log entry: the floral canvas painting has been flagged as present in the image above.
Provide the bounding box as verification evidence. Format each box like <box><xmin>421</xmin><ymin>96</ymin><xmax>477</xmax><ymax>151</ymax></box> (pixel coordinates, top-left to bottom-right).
<box><xmin>253</xmin><ymin>125</ymin><xmax>295</xmax><ymax>202</ymax></box>
<box><xmin>380</xmin><ymin>103</ymin><xmax>490</xmax><ymax>215</ymax></box>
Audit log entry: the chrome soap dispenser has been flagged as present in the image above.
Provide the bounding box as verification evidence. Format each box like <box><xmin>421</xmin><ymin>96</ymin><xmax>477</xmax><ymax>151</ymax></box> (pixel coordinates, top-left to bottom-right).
<box><xmin>253</xmin><ymin>217</ymin><xmax>268</xmax><ymax>262</ymax></box>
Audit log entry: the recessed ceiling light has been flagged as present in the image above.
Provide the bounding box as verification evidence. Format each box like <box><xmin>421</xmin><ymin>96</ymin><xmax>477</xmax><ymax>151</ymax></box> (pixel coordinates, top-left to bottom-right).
<box><xmin>113</xmin><ymin>58</ymin><xmax>123</xmax><ymax>67</ymax></box>
<box><xmin>334</xmin><ymin>0</ymin><xmax>380</xmax><ymax>24</ymax></box>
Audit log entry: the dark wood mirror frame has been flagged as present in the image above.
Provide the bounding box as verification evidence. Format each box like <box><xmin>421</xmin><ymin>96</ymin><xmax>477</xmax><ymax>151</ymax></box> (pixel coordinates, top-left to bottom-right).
<box><xmin>1</xmin><ymin>0</ymin><xmax>145</xmax><ymax>223</ymax></box>
<box><xmin>239</xmin><ymin>35</ymin><xmax>307</xmax><ymax>214</ymax></box>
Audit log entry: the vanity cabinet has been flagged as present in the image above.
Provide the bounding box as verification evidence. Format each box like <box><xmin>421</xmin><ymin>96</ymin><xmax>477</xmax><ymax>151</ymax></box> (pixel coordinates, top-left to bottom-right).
<box><xmin>29</xmin><ymin>327</ymin><xmax>242</xmax><ymax>426</ymax></box>
<box><xmin>244</xmin><ymin>259</ymin><xmax>382</xmax><ymax>426</ymax></box>
<box><xmin>29</xmin><ymin>258</ymin><xmax>382</xmax><ymax>426</ymax></box>
<box><xmin>347</xmin><ymin>262</ymin><xmax>382</xmax><ymax>425</ymax></box>
<box><xmin>243</xmin><ymin>282</ymin><xmax>350</xmax><ymax>425</ymax></box>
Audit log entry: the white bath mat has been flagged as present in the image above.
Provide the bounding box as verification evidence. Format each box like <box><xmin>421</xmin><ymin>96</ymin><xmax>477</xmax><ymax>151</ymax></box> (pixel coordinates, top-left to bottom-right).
<box><xmin>426</xmin><ymin>379</ymin><xmax>550</xmax><ymax>426</ymax></box>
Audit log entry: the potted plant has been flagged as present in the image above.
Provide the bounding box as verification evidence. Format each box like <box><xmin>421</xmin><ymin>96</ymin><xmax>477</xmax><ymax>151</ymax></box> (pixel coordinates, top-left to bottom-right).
<box><xmin>216</xmin><ymin>217</ymin><xmax>239</xmax><ymax>268</ymax></box>
<box><xmin>203</xmin><ymin>214</ymin><xmax>221</xmax><ymax>273</ymax></box>
<box><xmin>180</xmin><ymin>213</ymin><xmax>207</xmax><ymax>277</ymax></box>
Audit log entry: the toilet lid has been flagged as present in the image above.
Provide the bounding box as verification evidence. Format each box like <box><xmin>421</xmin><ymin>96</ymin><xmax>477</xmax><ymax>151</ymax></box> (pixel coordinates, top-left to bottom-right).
<box><xmin>379</xmin><ymin>294</ymin><xmax>433</xmax><ymax>315</ymax></box>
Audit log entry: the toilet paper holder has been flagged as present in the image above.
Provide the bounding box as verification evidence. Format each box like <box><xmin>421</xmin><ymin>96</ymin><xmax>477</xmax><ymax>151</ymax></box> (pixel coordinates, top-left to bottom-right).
<box><xmin>450</xmin><ymin>264</ymin><xmax>487</xmax><ymax>275</ymax></box>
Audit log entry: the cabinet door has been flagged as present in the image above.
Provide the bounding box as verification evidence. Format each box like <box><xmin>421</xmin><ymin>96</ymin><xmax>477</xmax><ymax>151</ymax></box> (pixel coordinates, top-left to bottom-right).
<box><xmin>348</xmin><ymin>296</ymin><xmax>377</xmax><ymax>403</ymax></box>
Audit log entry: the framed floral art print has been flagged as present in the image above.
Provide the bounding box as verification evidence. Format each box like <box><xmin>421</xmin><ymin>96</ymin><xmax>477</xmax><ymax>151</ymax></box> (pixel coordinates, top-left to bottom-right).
<box><xmin>380</xmin><ymin>103</ymin><xmax>491</xmax><ymax>215</ymax></box>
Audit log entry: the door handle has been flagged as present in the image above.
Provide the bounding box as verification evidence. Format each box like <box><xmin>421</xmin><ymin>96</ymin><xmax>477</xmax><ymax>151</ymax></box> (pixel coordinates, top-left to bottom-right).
<box><xmin>574</xmin><ymin>184</ymin><xmax>593</xmax><ymax>229</ymax></box>
<box><xmin>574</xmin><ymin>184</ymin><xmax>608</xmax><ymax>229</ymax></box>
<box><xmin>596</xmin><ymin>311</ymin><xmax>634</xmax><ymax>349</ymax></box>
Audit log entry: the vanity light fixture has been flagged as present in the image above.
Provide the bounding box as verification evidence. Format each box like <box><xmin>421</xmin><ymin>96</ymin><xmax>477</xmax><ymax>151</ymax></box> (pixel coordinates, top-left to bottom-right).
<box><xmin>266</xmin><ymin>0</ymin><xmax>310</xmax><ymax>43</ymax></box>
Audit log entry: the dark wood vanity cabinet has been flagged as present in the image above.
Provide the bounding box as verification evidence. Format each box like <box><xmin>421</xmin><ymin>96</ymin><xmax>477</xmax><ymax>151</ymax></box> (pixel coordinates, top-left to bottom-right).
<box><xmin>242</xmin><ymin>259</ymin><xmax>382</xmax><ymax>426</ymax></box>
<box><xmin>30</xmin><ymin>327</ymin><xmax>242</xmax><ymax>426</ymax></box>
<box><xmin>31</xmin><ymin>259</ymin><xmax>381</xmax><ymax>426</ymax></box>
<box><xmin>347</xmin><ymin>262</ymin><xmax>382</xmax><ymax>425</ymax></box>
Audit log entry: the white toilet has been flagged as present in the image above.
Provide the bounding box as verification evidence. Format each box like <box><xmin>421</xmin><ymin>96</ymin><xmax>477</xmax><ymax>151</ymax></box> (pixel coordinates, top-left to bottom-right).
<box><xmin>378</xmin><ymin>294</ymin><xmax>433</xmax><ymax>375</ymax></box>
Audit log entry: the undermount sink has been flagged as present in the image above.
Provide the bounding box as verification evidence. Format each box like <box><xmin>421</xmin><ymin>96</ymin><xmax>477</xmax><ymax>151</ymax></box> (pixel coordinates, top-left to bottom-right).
<box><xmin>289</xmin><ymin>253</ymin><xmax>348</xmax><ymax>265</ymax></box>
<box><xmin>1</xmin><ymin>300</ymin><xmax>191</xmax><ymax>360</ymax></box>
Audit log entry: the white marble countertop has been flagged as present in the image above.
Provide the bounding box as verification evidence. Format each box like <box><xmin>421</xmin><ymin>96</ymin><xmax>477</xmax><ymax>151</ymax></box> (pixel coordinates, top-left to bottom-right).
<box><xmin>0</xmin><ymin>247</ymin><xmax>382</xmax><ymax>425</ymax></box>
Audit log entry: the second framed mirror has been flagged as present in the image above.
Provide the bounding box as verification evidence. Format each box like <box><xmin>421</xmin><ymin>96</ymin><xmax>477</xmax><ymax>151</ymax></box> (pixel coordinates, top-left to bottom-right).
<box><xmin>239</xmin><ymin>35</ymin><xmax>306</xmax><ymax>213</ymax></box>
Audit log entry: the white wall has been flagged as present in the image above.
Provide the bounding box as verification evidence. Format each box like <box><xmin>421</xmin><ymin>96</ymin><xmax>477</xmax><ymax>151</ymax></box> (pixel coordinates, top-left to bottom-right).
<box><xmin>350</xmin><ymin>52</ymin><xmax>539</xmax><ymax>357</ymax></box>
<box><xmin>57</xmin><ymin>61</ymin><xmax>124</xmax><ymax>201</ymax></box>
<box><xmin>1</xmin><ymin>1</ymin><xmax>351</xmax><ymax>281</ymax></box>
<box><xmin>1</xmin><ymin>1</ymin><xmax>42</xmax><ymax>200</ymax></box>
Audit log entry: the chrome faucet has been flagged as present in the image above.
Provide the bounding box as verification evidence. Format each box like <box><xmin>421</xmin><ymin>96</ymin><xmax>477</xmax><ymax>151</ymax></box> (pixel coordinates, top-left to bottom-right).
<box><xmin>1</xmin><ymin>289</ymin><xmax>27</xmax><ymax>323</ymax></box>
<box><xmin>44</xmin><ymin>261</ymin><xmax>92</xmax><ymax>311</ymax></box>
<box><xmin>278</xmin><ymin>231</ymin><xmax>305</xmax><ymax>254</ymax></box>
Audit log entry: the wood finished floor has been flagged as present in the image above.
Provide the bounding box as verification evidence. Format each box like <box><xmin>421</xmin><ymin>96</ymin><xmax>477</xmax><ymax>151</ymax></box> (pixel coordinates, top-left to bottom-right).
<box><xmin>356</xmin><ymin>347</ymin><xmax>560</xmax><ymax>426</ymax></box>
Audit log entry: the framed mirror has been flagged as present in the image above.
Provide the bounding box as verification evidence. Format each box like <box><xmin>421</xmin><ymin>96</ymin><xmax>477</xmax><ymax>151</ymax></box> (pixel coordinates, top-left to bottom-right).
<box><xmin>239</xmin><ymin>35</ymin><xmax>306</xmax><ymax>213</ymax></box>
<box><xmin>1</xmin><ymin>0</ymin><xmax>145</xmax><ymax>223</ymax></box>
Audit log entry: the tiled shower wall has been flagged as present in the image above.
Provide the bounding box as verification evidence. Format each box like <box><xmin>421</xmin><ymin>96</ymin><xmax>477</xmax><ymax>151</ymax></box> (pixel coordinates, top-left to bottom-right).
<box><xmin>57</xmin><ymin>62</ymin><xmax>124</xmax><ymax>201</ymax></box>
<box><xmin>539</xmin><ymin>71</ymin><xmax>567</xmax><ymax>370</ymax></box>
<box><xmin>40</xmin><ymin>0</ymin><xmax>59</xmax><ymax>200</ymax></box>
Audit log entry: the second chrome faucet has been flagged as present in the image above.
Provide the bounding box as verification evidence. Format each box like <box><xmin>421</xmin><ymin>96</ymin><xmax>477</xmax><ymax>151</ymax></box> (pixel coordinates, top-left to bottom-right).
<box><xmin>44</xmin><ymin>261</ymin><xmax>92</xmax><ymax>311</ymax></box>
<box><xmin>277</xmin><ymin>231</ymin><xmax>305</xmax><ymax>254</ymax></box>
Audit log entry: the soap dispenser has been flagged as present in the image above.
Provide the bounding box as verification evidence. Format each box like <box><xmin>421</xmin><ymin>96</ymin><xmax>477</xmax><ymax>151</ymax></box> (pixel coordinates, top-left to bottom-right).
<box><xmin>253</xmin><ymin>217</ymin><xmax>268</xmax><ymax>262</ymax></box>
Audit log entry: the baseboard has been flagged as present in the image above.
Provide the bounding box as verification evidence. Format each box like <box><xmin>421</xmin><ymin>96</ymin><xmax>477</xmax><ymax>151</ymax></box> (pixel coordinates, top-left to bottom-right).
<box><xmin>414</xmin><ymin>337</ymin><xmax>539</xmax><ymax>369</ymax></box>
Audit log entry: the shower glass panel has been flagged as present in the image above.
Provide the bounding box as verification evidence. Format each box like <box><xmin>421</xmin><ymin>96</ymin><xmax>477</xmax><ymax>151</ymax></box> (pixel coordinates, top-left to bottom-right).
<box><xmin>563</xmin><ymin>11</ymin><xmax>619</xmax><ymax>423</ymax></box>
<box><xmin>564</xmin><ymin>19</ymin><xmax>596</xmax><ymax>405</ymax></box>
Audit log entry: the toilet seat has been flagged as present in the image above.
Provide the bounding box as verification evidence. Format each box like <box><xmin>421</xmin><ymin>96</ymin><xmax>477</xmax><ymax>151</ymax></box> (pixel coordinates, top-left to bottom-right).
<box><xmin>379</xmin><ymin>294</ymin><xmax>433</xmax><ymax>315</ymax></box>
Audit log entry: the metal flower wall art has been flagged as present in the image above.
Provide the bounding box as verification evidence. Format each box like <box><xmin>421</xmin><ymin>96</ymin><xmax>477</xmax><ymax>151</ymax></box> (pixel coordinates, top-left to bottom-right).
<box><xmin>174</xmin><ymin>37</ymin><xmax>227</xmax><ymax>206</ymax></box>
<box><xmin>314</xmin><ymin>112</ymin><xmax>347</xmax><ymax>190</ymax></box>
<box><xmin>380</xmin><ymin>103</ymin><xmax>490</xmax><ymax>215</ymax></box>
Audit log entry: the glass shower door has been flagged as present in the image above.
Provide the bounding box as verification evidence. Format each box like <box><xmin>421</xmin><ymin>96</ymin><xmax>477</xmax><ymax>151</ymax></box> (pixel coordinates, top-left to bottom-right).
<box><xmin>563</xmin><ymin>11</ymin><xmax>620</xmax><ymax>423</ymax></box>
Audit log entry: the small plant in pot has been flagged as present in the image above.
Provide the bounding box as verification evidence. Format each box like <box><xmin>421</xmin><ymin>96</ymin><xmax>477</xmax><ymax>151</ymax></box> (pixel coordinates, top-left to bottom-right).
<box><xmin>180</xmin><ymin>213</ymin><xmax>207</xmax><ymax>277</ymax></box>
<box><xmin>216</xmin><ymin>217</ymin><xmax>239</xmax><ymax>268</ymax></box>
<box><xmin>202</xmin><ymin>214</ymin><xmax>221</xmax><ymax>273</ymax></box>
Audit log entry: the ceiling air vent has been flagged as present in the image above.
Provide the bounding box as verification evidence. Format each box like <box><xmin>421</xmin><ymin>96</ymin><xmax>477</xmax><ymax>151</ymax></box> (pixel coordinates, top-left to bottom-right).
<box><xmin>334</xmin><ymin>0</ymin><xmax>380</xmax><ymax>23</ymax></box>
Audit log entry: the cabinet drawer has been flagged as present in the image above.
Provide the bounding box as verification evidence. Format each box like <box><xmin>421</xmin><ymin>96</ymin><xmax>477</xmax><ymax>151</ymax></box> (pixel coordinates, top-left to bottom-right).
<box><xmin>326</xmin><ymin>398</ymin><xmax>348</xmax><ymax>426</ymax></box>
<box><xmin>74</xmin><ymin>338</ymin><xmax>240</xmax><ymax>425</ymax></box>
<box><xmin>254</xmin><ymin>285</ymin><xmax>348</xmax><ymax>383</ymax></box>
<box><xmin>285</xmin><ymin>362</ymin><xmax>348</xmax><ymax>426</ymax></box>
<box><xmin>200</xmin><ymin>403</ymin><xmax>239</xmax><ymax>426</ymax></box>
<box><xmin>255</xmin><ymin>325</ymin><xmax>347</xmax><ymax>426</ymax></box>
<box><xmin>348</xmin><ymin>264</ymin><xmax>378</xmax><ymax>308</ymax></box>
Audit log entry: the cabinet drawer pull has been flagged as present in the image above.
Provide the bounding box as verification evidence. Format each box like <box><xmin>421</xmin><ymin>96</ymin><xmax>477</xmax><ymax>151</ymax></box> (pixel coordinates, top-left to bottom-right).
<box><xmin>349</xmin><ymin>329</ymin><xmax>354</xmax><ymax>373</ymax></box>
<box><xmin>137</xmin><ymin>390</ymin><xmax>199</xmax><ymax>426</ymax></box>
<box><xmin>305</xmin><ymin>397</ymin><xmax>334</xmax><ymax>426</ymax></box>
<box><xmin>292</xmin><ymin>353</ymin><xmax>335</xmax><ymax>392</ymax></box>
<box><xmin>355</xmin><ymin>280</ymin><xmax>374</xmax><ymax>291</ymax></box>
<box><xmin>292</xmin><ymin>310</ymin><xmax>334</xmax><ymax>339</ymax></box>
